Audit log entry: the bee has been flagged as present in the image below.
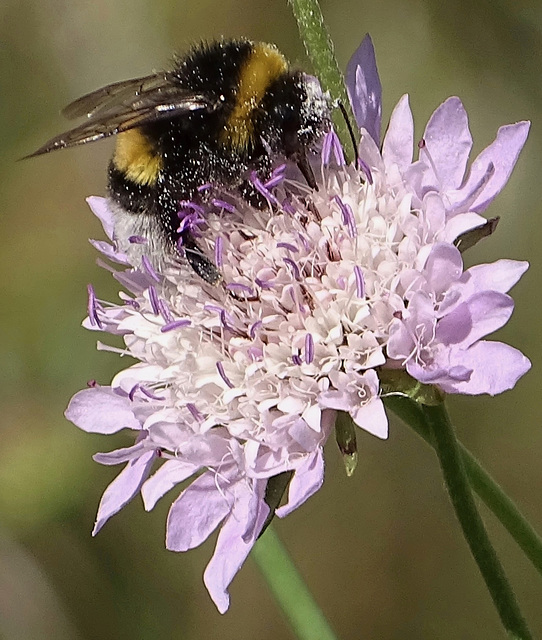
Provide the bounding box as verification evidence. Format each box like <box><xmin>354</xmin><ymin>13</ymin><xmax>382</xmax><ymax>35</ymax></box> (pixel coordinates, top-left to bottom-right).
<box><xmin>27</xmin><ymin>38</ymin><xmax>331</xmax><ymax>283</ymax></box>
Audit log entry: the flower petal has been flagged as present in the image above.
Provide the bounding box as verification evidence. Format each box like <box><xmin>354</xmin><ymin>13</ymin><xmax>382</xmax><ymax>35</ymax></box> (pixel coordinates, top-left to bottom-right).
<box><xmin>276</xmin><ymin>448</ymin><xmax>324</xmax><ymax>517</ymax></box>
<box><xmin>460</xmin><ymin>260</ymin><xmax>529</xmax><ymax>295</ymax></box>
<box><xmin>87</xmin><ymin>196</ymin><xmax>115</xmax><ymax>240</ymax></box>
<box><xmin>460</xmin><ymin>121</ymin><xmax>530</xmax><ymax>213</ymax></box>
<box><xmin>382</xmin><ymin>94</ymin><xmax>414</xmax><ymax>170</ymax></box>
<box><xmin>65</xmin><ymin>387</ymin><xmax>141</xmax><ymax>434</ymax></box>
<box><xmin>351</xmin><ymin>397</ymin><xmax>388</xmax><ymax>439</ymax></box>
<box><xmin>439</xmin><ymin>341</ymin><xmax>531</xmax><ymax>395</ymax></box>
<box><xmin>93</xmin><ymin>441</ymin><xmax>148</xmax><ymax>465</ymax></box>
<box><xmin>88</xmin><ymin>238</ymin><xmax>130</xmax><ymax>265</ymax></box>
<box><xmin>438</xmin><ymin>291</ymin><xmax>514</xmax><ymax>348</ymax></box>
<box><xmin>166</xmin><ymin>470</ymin><xmax>232</xmax><ymax>552</ymax></box>
<box><xmin>422</xmin><ymin>242</ymin><xmax>463</xmax><ymax>295</ymax></box>
<box><xmin>346</xmin><ymin>34</ymin><xmax>382</xmax><ymax>145</ymax></box>
<box><xmin>92</xmin><ymin>450</ymin><xmax>156</xmax><ymax>535</ymax></box>
<box><xmin>422</xmin><ymin>97</ymin><xmax>473</xmax><ymax>191</ymax></box>
<box><xmin>141</xmin><ymin>458</ymin><xmax>201</xmax><ymax>511</ymax></box>
<box><xmin>203</xmin><ymin>479</ymin><xmax>268</xmax><ymax>613</ymax></box>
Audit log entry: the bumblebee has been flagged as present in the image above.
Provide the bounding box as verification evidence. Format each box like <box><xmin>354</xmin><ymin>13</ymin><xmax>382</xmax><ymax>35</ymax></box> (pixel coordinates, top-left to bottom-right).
<box><xmin>28</xmin><ymin>38</ymin><xmax>331</xmax><ymax>283</ymax></box>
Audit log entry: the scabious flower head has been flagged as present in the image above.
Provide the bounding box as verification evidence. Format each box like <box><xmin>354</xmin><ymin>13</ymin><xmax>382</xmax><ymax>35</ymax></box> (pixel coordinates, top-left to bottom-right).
<box><xmin>66</xmin><ymin>35</ymin><xmax>531</xmax><ymax>612</ymax></box>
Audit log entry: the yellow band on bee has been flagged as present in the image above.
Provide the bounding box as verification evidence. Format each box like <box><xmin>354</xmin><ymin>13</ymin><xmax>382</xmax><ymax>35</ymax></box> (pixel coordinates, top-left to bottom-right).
<box><xmin>113</xmin><ymin>129</ymin><xmax>163</xmax><ymax>185</ymax></box>
<box><xmin>223</xmin><ymin>43</ymin><xmax>288</xmax><ymax>150</ymax></box>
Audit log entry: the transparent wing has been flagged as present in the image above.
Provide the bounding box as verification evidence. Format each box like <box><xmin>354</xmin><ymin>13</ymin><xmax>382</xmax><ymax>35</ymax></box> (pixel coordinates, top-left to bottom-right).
<box><xmin>61</xmin><ymin>73</ymin><xmax>167</xmax><ymax>119</ymax></box>
<box><xmin>25</xmin><ymin>74</ymin><xmax>216</xmax><ymax>158</ymax></box>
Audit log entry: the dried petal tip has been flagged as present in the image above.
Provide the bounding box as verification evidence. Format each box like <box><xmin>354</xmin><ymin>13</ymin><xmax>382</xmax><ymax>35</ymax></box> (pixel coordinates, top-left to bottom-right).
<box><xmin>335</xmin><ymin>412</ymin><xmax>358</xmax><ymax>477</ymax></box>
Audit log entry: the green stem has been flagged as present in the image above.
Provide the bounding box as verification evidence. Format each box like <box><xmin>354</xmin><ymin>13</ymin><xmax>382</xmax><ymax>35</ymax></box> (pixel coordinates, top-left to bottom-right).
<box><xmin>384</xmin><ymin>396</ymin><xmax>542</xmax><ymax>577</ymax></box>
<box><xmin>288</xmin><ymin>0</ymin><xmax>357</xmax><ymax>157</ymax></box>
<box><xmin>253</xmin><ymin>525</ymin><xmax>340</xmax><ymax>640</ymax></box>
<box><xmin>423</xmin><ymin>402</ymin><xmax>532</xmax><ymax>640</ymax></box>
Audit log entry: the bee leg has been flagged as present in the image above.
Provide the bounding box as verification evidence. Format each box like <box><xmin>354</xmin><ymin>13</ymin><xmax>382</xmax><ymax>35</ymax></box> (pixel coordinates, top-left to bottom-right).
<box><xmin>293</xmin><ymin>148</ymin><xmax>317</xmax><ymax>190</ymax></box>
<box><xmin>181</xmin><ymin>232</ymin><xmax>222</xmax><ymax>285</ymax></box>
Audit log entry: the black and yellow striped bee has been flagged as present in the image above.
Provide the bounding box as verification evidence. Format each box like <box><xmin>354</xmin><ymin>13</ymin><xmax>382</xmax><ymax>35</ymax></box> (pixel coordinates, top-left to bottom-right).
<box><xmin>28</xmin><ymin>39</ymin><xmax>331</xmax><ymax>283</ymax></box>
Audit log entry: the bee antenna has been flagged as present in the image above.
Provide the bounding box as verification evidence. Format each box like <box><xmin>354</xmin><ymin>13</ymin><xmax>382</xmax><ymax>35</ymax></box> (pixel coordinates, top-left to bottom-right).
<box><xmin>337</xmin><ymin>100</ymin><xmax>359</xmax><ymax>167</ymax></box>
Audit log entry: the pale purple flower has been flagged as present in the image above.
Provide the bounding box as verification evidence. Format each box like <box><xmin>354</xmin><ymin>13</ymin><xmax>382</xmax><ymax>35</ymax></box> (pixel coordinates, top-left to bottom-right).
<box><xmin>66</xmin><ymin>35</ymin><xmax>530</xmax><ymax>612</ymax></box>
<box><xmin>386</xmin><ymin>243</ymin><xmax>530</xmax><ymax>394</ymax></box>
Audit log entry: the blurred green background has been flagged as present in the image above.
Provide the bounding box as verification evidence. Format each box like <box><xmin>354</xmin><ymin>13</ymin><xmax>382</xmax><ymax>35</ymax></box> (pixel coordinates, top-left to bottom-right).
<box><xmin>1</xmin><ymin>0</ymin><xmax>542</xmax><ymax>638</ymax></box>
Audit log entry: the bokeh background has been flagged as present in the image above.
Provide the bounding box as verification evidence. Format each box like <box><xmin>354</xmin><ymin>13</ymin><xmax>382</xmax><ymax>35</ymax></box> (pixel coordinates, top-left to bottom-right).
<box><xmin>2</xmin><ymin>0</ymin><xmax>542</xmax><ymax>638</ymax></box>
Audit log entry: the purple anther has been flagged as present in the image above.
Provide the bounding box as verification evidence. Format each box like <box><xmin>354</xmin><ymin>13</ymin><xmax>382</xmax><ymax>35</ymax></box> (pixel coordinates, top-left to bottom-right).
<box><xmin>249</xmin><ymin>320</ymin><xmax>263</xmax><ymax>339</ymax></box>
<box><xmin>333</xmin><ymin>195</ymin><xmax>357</xmax><ymax>238</ymax></box>
<box><xmin>177</xmin><ymin>212</ymin><xmax>205</xmax><ymax>234</ymax></box>
<box><xmin>186</xmin><ymin>402</ymin><xmax>204</xmax><ymax>421</ymax></box>
<box><xmin>218</xmin><ymin>310</ymin><xmax>242</xmax><ymax>336</ymax></box>
<box><xmin>178</xmin><ymin>200</ymin><xmax>205</xmax><ymax>217</ymax></box>
<box><xmin>128</xmin><ymin>235</ymin><xmax>147</xmax><ymax>244</ymax></box>
<box><xmin>255</xmin><ymin>277</ymin><xmax>272</xmax><ymax>290</ymax></box>
<box><xmin>211</xmin><ymin>199</ymin><xmax>237</xmax><ymax>214</ymax></box>
<box><xmin>292</xmin><ymin>354</ymin><xmax>303</xmax><ymax>366</ymax></box>
<box><xmin>87</xmin><ymin>283</ymin><xmax>103</xmax><ymax>328</ymax></box>
<box><xmin>161</xmin><ymin>318</ymin><xmax>192</xmax><ymax>332</ymax></box>
<box><xmin>148</xmin><ymin>285</ymin><xmax>160</xmax><ymax>315</ymax></box>
<box><xmin>177</xmin><ymin>216</ymin><xmax>191</xmax><ymax>234</ymax></box>
<box><xmin>204</xmin><ymin>303</ymin><xmax>223</xmax><ymax>315</ymax></box>
<box><xmin>250</xmin><ymin>171</ymin><xmax>279</xmax><ymax>206</ymax></box>
<box><xmin>393</xmin><ymin>310</ymin><xmax>403</xmax><ymax>320</ymax></box>
<box><xmin>277</xmin><ymin>242</ymin><xmax>298</xmax><ymax>253</ymax></box>
<box><xmin>266</xmin><ymin>164</ymin><xmax>286</xmax><ymax>188</ymax></box>
<box><xmin>322</xmin><ymin>130</ymin><xmax>345</xmax><ymax>166</ymax></box>
<box><xmin>297</xmin><ymin>233</ymin><xmax>311</xmax><ymax>251</ymax></box>
<box><xmin>214</xmin><ymin>236</ymin><xmax>223</xmax><ymax>267</ymax></box>
<box><xmin>157</xmin><ymin>299</ymin><xmax>174</xmax><ymax>323</ymax></box>
<box><xmin>86</xmin><ymin>379</ymin><xmax>98</xmax><ymax>388</ymax></box>
<box><xmin>305</xmin><ymin>333</ymin><xmax>314</xmax><ymax>364</ymax></box>
<box><xmin>197</xmin><ymin>183</ymin><xmax>212</xmax><ymax>192</ymax></box>
<box><xmin>282</xmin><ymin>199</ymin><xmax>297</xmax><ymax>215</ymax></box>
<box><xmin>264</xmin><ymin>173</ymin><xmax>285</xmax><ymax>189</ymax></box>
<box><xmin>226</xmin><ymin>282</ymin><xmax>254</xmax><ymax>295</ymax></box>
<box><xmin>354</xmin><ymin>265</ymin><xmax>365</xmax><ymax>299</ymax></box>
<box><xmin>139</xmin><ymin>386</ymin><xmax>164</xmax><ymax>401</ymax></box>
<box><xmin>284</xmin><ymin>257</ymin><xmax>301</xmax><ymax>280</ymax></box>
<box><xmin>141</xmin><ymin>255</ymin><xmax>160</xmax><ymax>282</ymax></box>
<box><xmin>216</xmin><ymin>361</ymin><xmax>234</xmax><ymax>388</ymax></box>
<box><xmin>218</xmin><ymin>309</ymin><xmax>228</xmax><ymax>329</ymax></box>
<box><xmin>322</xmin><ymin>130</ymin><xmax>333</xmax><ymax>165</ymax></box>
<box><xmin>357</xmin><ymin>158</ymin><xmax>373</xmax><ymax>185</ymax></box>
<box><xmin>418</xmin><ymin>138</ymin><xmax>426</xmax><ymax>149</ymax></box>
<box><xmin>289</xmin><ymin>288</ymin><xmax>297</xmax><ymax>306</ymax></box>
<box><xmin>219</xmin><ymin>309</ymin><xmax>239</xmax><ymax>334</ymax></box>
<box><xmin>330</xmin><ymin>130</ymin><xmax>346</xmax><ymax>166</ymax></box>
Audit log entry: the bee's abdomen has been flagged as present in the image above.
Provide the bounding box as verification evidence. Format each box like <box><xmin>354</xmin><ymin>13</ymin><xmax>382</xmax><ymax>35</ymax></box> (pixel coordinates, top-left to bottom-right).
<box><xmin>221</xmin><ymin>42</ymin><xmax>288</xmax><ymax>151</ymax></box>
<box><xmin>108</xmin><ymin>161</ymin><xmax>157</xmax><ymax>216</ymax></box>
<box><xmin>112</xmin><ymin>128</ymin><xmax>163</xmax><ymax>186</ymax></box>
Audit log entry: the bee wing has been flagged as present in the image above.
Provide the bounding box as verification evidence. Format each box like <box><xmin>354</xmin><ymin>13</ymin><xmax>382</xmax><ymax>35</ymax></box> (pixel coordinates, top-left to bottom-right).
<box><xmin>25</xmin><ymin>78</ymin><xmax>217</xmax><ymax>159</ymax></box>
<box><xmin>61</xmin><ymin>73</ymin><xmax>166</xmax><ymax>120</ymax></box>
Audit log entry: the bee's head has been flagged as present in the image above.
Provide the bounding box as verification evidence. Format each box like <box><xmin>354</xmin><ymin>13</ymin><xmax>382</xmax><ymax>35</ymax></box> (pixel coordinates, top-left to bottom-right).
<box><xmin>258</xmin><ymin>72</ymin><xmax>331</xmax><ymax>182</ymax></box>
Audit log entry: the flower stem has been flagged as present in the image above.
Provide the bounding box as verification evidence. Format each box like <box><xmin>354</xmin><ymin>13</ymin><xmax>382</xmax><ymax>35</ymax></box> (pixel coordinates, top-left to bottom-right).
<box><xmin>423</xmin><ymin>402</ymin><xmax>533</xmax><ymax>640</ymax></box>
<box><xmin>253</xmin><ymin>525</ymin><xmax>340</xmax><ymax>640</ymax></box>
<box><xmin>384</xmin><ymin>396</ymin><xmax>542</xmax><ymax>578</ymax></box>
<box><xmin>288</xmin><ymin>0</ymin><xmax>357</xmax><ymax>157</ymax></box>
